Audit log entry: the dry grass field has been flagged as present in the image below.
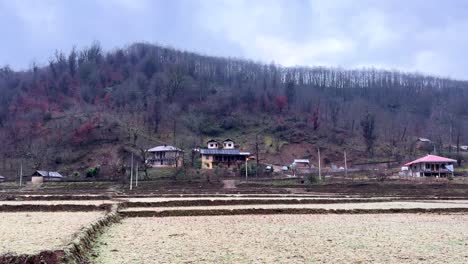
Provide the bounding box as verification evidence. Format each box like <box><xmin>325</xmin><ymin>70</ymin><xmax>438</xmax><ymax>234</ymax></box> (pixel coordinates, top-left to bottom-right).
<box><xmin>94</xmin><ymin>214</ymin><xmax>468</xmax><ymax>263</ymax></box>
<box><xmin>0</xmin><ymin>212</ymin><xmax>105</xmax><ymax>255</ymax></box>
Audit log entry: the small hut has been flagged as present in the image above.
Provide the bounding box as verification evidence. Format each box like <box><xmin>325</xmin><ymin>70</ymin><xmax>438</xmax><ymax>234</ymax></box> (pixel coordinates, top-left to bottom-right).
<box><xmin>31</xmin><ymin>171</ymin><xmax>64</xmax><ymax>182</ymax></box>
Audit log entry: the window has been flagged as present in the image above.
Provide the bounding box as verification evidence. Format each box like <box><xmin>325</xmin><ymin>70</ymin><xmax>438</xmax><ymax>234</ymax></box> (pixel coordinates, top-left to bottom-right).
<box><xmin>228</xmin><ymin>143</ymin><xmax>232</xmax><ymax>147</ymax></box>
<box><xmin>210</xmin><ymin>143</ymin><xmax>213</xmax><ymax>147</ymax></box>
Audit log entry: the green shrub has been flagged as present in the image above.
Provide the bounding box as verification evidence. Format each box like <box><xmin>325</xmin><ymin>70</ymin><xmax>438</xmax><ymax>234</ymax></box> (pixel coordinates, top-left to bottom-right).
<box><xmin>43</xmin><ymin>112</ymin><xmax>52</xmax><ymax>122</ymax></box>
<box><xmin>193</xmin><ymin>159</ymin><xmax>202</xmax><ymax>169</ymax></box>
<box><xmin>306</xmin><ymin>173</ymin><xmax>321</xmax><ymax>185</ymax></box>
<box><xmin>86</xmin><ymin>166</ymin><xmax>101</xmax><ymax>178</ymax></box>
<box><xmin>240</xmin><ymin>164</ymin><xmax>256</xmax><ymax>177</ymax></box>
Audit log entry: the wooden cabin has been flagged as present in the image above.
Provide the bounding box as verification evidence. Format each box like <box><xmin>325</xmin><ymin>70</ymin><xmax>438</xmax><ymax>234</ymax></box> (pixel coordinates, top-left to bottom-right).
<box><xmin>146</xmin><ymin>145</ymin><xmax>183</xmax><ymax>168</ymax></box>
<box><xmin>404</xmin><ymin>155</ymin><xmax>456</xmax><ymax>177</ymax></box>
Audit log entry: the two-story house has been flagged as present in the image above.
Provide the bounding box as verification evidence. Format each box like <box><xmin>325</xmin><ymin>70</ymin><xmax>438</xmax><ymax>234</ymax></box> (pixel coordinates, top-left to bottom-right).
<box><xmin>146</xmin><ymin>145</ymin><xmax>183</xmax><ymax>168</ymax></box>
<box><xmin>200</xmin><ymin>139</ymin><xmax>250</xmax><ymax>169</ymax></box>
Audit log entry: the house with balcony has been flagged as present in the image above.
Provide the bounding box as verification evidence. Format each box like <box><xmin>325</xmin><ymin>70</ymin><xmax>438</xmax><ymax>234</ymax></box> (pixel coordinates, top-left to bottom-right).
<box><xmin>200</xmin><ymin>139</ymin><xmax>250</xmax><ymax>169</ymax></box>
<box><xmin>404</xmin><ymin>154</ymin><xmax>456</xmax><ymax>177</ymax></box>
<box><xmin>146</xmin><ymin>145</ymin><xmax>183</xmax><ymax>168</ymax></box>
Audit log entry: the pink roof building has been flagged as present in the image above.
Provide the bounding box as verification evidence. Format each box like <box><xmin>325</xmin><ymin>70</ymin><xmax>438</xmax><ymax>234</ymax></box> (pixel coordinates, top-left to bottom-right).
<box><xmin>404</xmin><ymin>155</ymin><xmax>456</xmax><ymax>177</ymax></box>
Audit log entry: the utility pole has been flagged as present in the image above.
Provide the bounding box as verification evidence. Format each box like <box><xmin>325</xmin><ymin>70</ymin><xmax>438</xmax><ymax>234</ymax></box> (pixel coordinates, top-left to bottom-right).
<box><xmin>136</xmin><ymin>162</ymin><xmax>139</xmax><ymax>187</ymax></box>
<box><xmin>255</xmin><ymin>134</ymin><xmax>259</xmax><ymax>178</ymax></box>
<box><xmin>344</xmin><ymin>150</ymin><xmax>348</xmax><ymax>178</ymax></box>
<box><xmin>130</xmin><ymin>153</ymin><xmax>133</xmax><ymax>191</ymax></box>
<box><xmin>19</xmin><ymin>160</ymin><xmax>23</xmax><ymax>187</ymax></box>
<box><xmin>318</xmin><ymin>148</ymin><xmax>321</xmax><ymax>181</ymax></box>
<box><xmin>245</xmin><ymin>158</ymin><xmax>248</xmax><ymax>181</ymax></box>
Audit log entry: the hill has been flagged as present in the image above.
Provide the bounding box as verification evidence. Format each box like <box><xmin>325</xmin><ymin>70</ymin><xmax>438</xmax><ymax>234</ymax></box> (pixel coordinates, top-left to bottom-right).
<box><xmin>1</xmin><ymin>42</ymin><xmax>467</xmax><ymax>178</ymax></box>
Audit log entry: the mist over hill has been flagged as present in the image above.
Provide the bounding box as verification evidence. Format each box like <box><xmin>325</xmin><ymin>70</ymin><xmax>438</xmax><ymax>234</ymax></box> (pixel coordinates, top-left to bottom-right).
<box><xmin>1</xmin><ymin>42</ymin><xmax>467</xmax><ymax>177</ymax></box>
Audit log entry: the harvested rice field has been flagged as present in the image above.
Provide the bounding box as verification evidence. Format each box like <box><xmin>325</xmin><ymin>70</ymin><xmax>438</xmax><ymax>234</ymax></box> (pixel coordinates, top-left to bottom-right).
<box><xmin>0</xmin><ymin>200</ymin><xmax>116</xmax><ymax>205</ymax></box>
<box><xmin>120</xmin><ymin>196</ymin><xmax>396</xmax><ymax>203</ymax></box>
<box><xmin>0</xmin><ymin>211</ymin><xmax>105</xmax><ymax>255</ymax></box>
<box><xmin>120</xmin><ymin>201</ymin><xmax>468</xmax><ymax>211</ymax></box>
<box><xmin>94</xmin><ymin>214</ymin><xmax>468</xmax><ymax>263</ymax></box>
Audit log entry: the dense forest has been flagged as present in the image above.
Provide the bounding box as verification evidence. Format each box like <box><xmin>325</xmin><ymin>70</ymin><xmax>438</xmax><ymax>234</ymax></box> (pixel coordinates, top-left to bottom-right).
<box><xmin>1</xmin><ymin>42</ymin><xmax>467</xmax><ymax>178</ymax></box>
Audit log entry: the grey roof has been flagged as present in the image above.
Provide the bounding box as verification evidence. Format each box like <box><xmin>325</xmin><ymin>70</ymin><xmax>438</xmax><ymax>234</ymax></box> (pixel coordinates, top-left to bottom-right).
<box><xmin>148</xmin><ymin>145</ymin><xmax>182</xmax><ymax>152</ymax></box>
<box><xmin>200</xmin><ymin>149</ymin><xmax>250</xmax><ymax>155</ymax></box>
<box><xmin>35</xmin><ymin>171</ymin><xmax>63</xmax><ymax>178</ymax></box>
<box><xmin>294</xmin><ymin>159</ymin><xmax>310</xmax><ymax>164</ymax></box>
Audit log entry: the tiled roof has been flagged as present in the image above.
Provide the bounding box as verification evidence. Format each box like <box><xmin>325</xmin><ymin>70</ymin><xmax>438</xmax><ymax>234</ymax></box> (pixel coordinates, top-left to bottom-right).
<box><xmin>200</xmin><ymin>149</ymin><xmax>250</xmax><ymax>155</ymax></box>
<box><xmin>405</xmin><ymin>155</ymin><xmax>456</xmax><ymax>166</ymax></box>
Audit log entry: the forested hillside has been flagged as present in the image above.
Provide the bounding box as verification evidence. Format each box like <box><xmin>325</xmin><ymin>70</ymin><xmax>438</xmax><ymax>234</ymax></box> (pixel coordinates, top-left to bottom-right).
<box><xmin>1</xmin><ymin>42</ymin><xmax>467</xmax><ymax>178</ymax></box>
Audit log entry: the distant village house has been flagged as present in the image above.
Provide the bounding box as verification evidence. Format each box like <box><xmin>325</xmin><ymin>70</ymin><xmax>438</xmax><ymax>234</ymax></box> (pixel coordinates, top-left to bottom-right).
<box><xmin>200</xmin><ymin>139</ymin><xmax>250</xmax><ymax>169</ymax></box>
<box><xmin>403</xmin><ymin>155</ymin><xmax>455</xmax><ymax>177</ymax></box>
<box><xmin>31</xmin><ymin>170</ymin><xmax>64</xmax><ymax>183</ymax></box>
<box><xmin>146</xmin><ymin>145</ymin><xmax>183</xmax><ymax>168</ymax></box>
<box><xmin>417</xmin><ymin>138</ymin><xmax>431</xmax><ymax>143</ymax></box>
<box><xmin>292</xmin><ymin>159</ymin><xmax>311</xmax><ymax>169</ymax></box>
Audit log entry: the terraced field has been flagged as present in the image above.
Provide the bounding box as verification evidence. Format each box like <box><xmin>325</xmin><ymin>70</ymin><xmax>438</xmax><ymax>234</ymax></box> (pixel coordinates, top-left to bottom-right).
<box><xmin>0</xmin><ymin>193</ymin><xmax>467</xmax><ymax>263</ymax></box>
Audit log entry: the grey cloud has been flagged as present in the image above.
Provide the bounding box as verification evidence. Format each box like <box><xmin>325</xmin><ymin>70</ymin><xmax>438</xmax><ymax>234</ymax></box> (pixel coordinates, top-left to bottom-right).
<box><xmin>0</xmin><ymin>0</ymin><xmax>467</xmax><ymax>79</ymax></box>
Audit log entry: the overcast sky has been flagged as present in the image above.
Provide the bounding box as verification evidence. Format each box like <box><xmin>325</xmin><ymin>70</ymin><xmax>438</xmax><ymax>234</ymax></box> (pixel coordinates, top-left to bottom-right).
<box><xmin>1</xmin><ymin>0</ymin><xmax>468</xmax><ymax>79</ymax></box>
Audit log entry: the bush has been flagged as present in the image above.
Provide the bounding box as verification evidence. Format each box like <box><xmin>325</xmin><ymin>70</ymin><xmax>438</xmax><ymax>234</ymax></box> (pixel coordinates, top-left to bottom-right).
<box><xmin>193</xmin><ymin>159</ymin><xmax>202</xmax><ymax>169</ymax></box>
<box><xmin>43</xmin><ymin>112</ymin><xmax>52</xmax><ymax>122</ymax></box>
<box><xmin>448</xmin><ymin>174</ymin><xmax>454</xmax><ymax>181</ymax></box>
<box><xmin>306</xmin><ymin>173</ymin><xmax>321</xmax><ymax>185</ymax></box>
<box><xmin>86</xmin><ymin>166</ymin><xmax>101</xmax><ymax>178</ymax></box>
<box><xmin>240</xmin><ymin>164</ymin><xmax>256</xmax><ymax>177</ymax></box>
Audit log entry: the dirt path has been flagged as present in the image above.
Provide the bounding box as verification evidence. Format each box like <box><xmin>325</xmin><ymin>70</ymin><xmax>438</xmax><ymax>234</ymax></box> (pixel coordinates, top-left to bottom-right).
<box><xmin>222</xmin><ymin>180</ymin><xmax>237</xmax><ymax>189</ymax></box>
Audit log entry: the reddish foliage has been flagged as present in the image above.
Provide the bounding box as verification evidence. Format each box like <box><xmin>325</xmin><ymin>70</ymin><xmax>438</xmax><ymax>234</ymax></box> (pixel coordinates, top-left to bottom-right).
<box><xmin>72</xmin><ymin>115</ymin><xmax>101</xmax><ymax>144</ymax></box>
<box><xmin>9</xmin><ymin>96</ymin><xmax>49</xmax><ymax>114</ymax></box>
<box><xmin>99</xmin><ymin>64</ymin><xmax>123</xmax><ymax>88</ymax></box>
<box><xmin>274</xmin><ymin>95</ymin><xmax>287</xmax><ymax>113</ymax></box>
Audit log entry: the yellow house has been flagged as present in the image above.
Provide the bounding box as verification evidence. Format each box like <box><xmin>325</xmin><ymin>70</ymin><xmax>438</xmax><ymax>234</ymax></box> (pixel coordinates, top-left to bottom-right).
<box><xmin>200</xmin><ymin>139</ymin><xmax>250</xmax><ymax>169</ymax></box>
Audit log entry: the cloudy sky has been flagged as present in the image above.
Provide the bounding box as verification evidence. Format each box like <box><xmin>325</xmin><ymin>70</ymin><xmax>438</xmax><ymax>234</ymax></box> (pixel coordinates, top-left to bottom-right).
<box><xmin>1</xmin><ymin>0</ymin><xmax>468</xmax><ymax>79</ymax></box>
